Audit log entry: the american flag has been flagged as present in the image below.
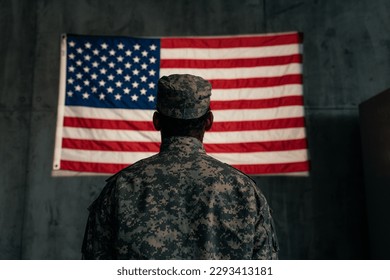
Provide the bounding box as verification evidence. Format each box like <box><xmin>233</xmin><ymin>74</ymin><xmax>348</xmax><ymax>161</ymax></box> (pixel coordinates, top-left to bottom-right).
<box><xmin>53</xmin><ymin>32</ymin><xmax>309</xmax><ymax>175</ymax></box>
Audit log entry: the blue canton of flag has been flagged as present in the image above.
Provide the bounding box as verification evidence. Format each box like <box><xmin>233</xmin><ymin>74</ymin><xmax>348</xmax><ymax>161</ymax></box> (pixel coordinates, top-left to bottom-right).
<box><xmin>65</xmin><ymin>35</ymin><xmax>160</xmax><ymax>109</ymax></box>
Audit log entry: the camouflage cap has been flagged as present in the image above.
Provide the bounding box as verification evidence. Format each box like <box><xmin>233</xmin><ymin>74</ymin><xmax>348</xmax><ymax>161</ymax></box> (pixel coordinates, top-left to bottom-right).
<box><xmin>156</xmin><ymin>74</ymin><xmax>212</xmax><ymax>119</ymax></box>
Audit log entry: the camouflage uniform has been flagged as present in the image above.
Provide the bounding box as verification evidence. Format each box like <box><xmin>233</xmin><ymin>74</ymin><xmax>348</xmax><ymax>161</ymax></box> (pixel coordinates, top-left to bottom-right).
<box><xmin>81</xmin><ymin>74</ymin><xmax>279</xmax><ymax>259</ymax></box>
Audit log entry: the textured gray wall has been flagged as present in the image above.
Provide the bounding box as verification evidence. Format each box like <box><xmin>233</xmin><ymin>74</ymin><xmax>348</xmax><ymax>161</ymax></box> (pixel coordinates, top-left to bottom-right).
<box><xmin>1</xmin><ymin>0</ymin><xmax>389</xmax><ymax>259</ymax></box>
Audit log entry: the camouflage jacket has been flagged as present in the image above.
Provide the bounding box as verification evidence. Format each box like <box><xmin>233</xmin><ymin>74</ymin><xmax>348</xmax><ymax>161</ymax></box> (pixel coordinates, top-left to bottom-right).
<box><xmin>82</xmin><ymin>136</ymin><xmax>279</xmax><ymax>259</ymax></box>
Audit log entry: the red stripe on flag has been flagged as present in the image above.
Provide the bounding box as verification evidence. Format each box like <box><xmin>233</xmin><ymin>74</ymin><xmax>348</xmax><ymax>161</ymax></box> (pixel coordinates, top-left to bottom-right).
<box><xmin>62</xmin><ymin>138</ymin><xmax>160</xmax><ymax>152</ymax></box>
<box><xmin>63</xmin><ymin>116</ymin><xmax>304</xmax><ymax>132</ymax></box>
<box><xmin>205</xmin><ymin>139</ymin><xmax>307</xmax><ymax>153</ymax></box>
<box><xmin>209</xmin><ymin>74</ymin><xmax>302</xmax><ymax>89</ymax></box>
<box><xmin>62</xmin><ymin>138</ymin><xmax>307</xmax><ymax>153</ymax></box>
<box><xmin>160</xmin><ymin>54</ymin><xmax>303</xmax><ymax>68</ymax></box>
<box><xmin>211</xmin><ymin>117</ymin><xmax>305</xmax><ymax>131</ymax></box>
<box><xmin>64</xmin><ymin>117</ymin><xmax>155</xmax><ymax>130</ymax></box>
<box><xmin>60</xmin><ymin>160</ymin><xmax>127</xmax><ymax>174</ymax></box>
<box><xmin>210</xmin><ymin>96</ymin><xmax>303</xmax><ymax>110</ymax></box>
<box><xmin>233</xmin><ymin>161</ymin><xmax>310</xmax><ymax>174</ymax></box>
<box><xmin>161</xmin><ymin>33</ymin><xmax>302</xmax><ymax>48</ymax></box>
<box><xmin>60</xmin><ymin>160</ymin><xmax>310</xmax><ymax>175</ymax></box>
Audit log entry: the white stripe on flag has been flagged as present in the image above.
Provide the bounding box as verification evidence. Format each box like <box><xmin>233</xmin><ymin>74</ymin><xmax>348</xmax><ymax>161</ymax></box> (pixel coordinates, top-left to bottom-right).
<box><xmin>64</xmin><ymin>106</ymin><xmax>154</xmax><ymax>121</ymax></box>
<box><xmin>211</xmin><ymin>149</ymin><xmax>308</xmax><ymax>165</ymax></box>
<box><xmin>62</xmin><ymin>126</ymin><xmax>306</xmax><ymax>143</ymax></box>
<box><xmin>159</xmin><ymin>63</ymin><xmax>302</xmax><ymax>80</ymax></box>
<box><xmin>64</xmin><ymin>106</ymin><xmax>305</xmax><ymax>122</ymax></box>
<box><xmin>62</xmin><ymin>127</ymin><xmax>160</xmax><ymax>142</ymax></box>
<box><xmin>160</xmin><ymin>44</ymin><xmax>301</xmax><ymax>59</ymax></box>
<box><xmin>204</xmin><ymin>128</ymin><xmax>306</xmax><ymax>143</ymax></box>
<box><xmin>61</xmin><ymin>148</ymin><xmax>156</xmax><ymax>164</ymax></box>
<box><xmin>211</xmin><ymin>85</ymin><xmax>303</xmax><ymax>101</ymax></box>
<box><xmin>212</xmin><ymin>106</ymin><xmax>305</xmax><ymax>121</ymax></box>
<box><xmin>60</xmin><ymin>147</ymin><xmax>307</xmax><ymax>165</ymax></box>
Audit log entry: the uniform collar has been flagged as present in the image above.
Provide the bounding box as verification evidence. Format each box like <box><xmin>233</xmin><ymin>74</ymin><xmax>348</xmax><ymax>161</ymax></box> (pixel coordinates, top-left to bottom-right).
<box><xmin>160</xmin><ymin>136</ymin><xmax>206</xmax><ymax>155</ymax></box>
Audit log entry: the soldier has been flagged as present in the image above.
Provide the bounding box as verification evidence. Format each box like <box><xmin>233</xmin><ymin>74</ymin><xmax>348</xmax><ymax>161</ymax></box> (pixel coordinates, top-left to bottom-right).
<box><xmin>82</xmin><ymin>74</ymin><xmax>279</xmax><ymax>259</ymax></box>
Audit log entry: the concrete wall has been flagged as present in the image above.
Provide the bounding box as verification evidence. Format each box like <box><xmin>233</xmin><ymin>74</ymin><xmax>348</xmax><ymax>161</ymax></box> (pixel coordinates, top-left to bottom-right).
<box><xmin>1</xmin><ymin>0</ymin><xmax>389</xmax><ymax>259</ymax></box>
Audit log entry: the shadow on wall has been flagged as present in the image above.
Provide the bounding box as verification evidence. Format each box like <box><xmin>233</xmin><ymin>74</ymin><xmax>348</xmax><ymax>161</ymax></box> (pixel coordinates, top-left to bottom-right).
<box><xmin>257</xmin><ymin>110</ymin><xmax>369</xmax><ymax>260</ymax></box>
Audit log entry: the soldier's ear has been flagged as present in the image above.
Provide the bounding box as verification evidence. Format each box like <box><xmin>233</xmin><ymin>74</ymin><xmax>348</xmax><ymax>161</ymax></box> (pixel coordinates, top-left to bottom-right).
<box><xmin>205</xmin><ymin>111</ymin><xmax>213</xmax><ymax>131</ymax></box>
<box><xmin>153</xmin><ymin>112</ymin><xmax>162</xmax><ymax>131</ymax></box>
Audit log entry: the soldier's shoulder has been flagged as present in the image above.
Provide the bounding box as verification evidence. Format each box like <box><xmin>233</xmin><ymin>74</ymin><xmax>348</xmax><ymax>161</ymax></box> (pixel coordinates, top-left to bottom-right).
<box><xmin>203</xmin><ymin>154</ymin><xmax>257</xmax><ymax>185</ymax></box>
<box><xmin>105</xmin><ymin>154</ymin><xmax>160</xmax><ymax>182</ymax></box>
<box><xmin>228</xmin><ymin>164</ymin><xmax>257</xmax><ymax>183</ymax></box>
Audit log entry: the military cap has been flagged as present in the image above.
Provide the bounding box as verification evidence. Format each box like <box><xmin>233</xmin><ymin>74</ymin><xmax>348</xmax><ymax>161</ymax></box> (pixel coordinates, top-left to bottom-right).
<box><xmin>156</xmin><ymin>74</ymin><xmax>212</xmax><ymax>119</ymax></box>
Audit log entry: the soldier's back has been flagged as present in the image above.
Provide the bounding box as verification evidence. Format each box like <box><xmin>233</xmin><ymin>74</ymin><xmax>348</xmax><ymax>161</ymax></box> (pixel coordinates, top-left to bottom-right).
<box><xmin>113</xmin><ymin>137</ymin><xmax>266</xmax><ymax>259</ymax></box>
